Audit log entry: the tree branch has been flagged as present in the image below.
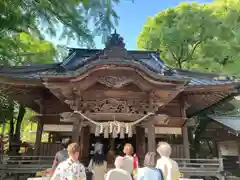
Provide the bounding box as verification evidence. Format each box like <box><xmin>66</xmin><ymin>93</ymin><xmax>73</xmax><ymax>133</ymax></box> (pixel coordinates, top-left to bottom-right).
<box><xmin>169</xmin><ymin>50</ymin><xmax>183</xmax><ymax>68</ymax></box>
<box><xmin>178</xmin><ymin>44</ymin><xmax>184</xmax><ymax>60</ymax></box>
<box><xmin>186</xmin><ymin>40</ymin><xmax>202</xmax><ymax>61</ymax></box>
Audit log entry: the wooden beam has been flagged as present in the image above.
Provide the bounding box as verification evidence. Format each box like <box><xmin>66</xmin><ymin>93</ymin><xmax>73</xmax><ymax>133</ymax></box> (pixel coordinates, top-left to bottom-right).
<box><xmin>82</xmin><ymin>90</ymin><xmax>148</xmax><ymax>100</ymax></box>
<box><xmin>184</xmin><ymin>84</ymin><xmax>237</xmax><ymax>93</ymax></box>
<box><xmin>0</xmin><ymin>77</ymin><xmax>43</xmax><ymax>86</ymax></box>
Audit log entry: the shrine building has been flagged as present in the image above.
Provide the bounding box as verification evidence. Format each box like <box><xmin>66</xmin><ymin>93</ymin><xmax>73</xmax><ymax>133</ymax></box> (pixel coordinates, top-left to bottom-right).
<box><xmin>0</xmin><ymin>33</ymin><xmax>239</xmax><ymax>164</ymax></box>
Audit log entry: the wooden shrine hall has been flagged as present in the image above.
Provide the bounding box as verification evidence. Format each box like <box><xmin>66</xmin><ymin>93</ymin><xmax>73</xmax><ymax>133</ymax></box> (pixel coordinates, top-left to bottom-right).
<box><xmin>0</xmin><ymin>32</ymin><xmax>239</xmax><ymax>163</ymax></box>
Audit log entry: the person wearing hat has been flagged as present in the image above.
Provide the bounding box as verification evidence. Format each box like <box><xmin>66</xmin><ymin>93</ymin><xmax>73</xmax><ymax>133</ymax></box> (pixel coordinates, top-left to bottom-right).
<box><xmin>52</xmin><ymin>138</ymin><xmax>72</xmax><ymax>172</ymax></box>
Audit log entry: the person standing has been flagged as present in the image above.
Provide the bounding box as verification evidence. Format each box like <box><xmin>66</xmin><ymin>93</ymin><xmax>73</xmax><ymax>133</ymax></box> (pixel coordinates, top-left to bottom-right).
<box><xmin>121</xmin><ymin>143</ymin><xmax>139</xmax><ymax>179</ymax></box>
<box><xmin>51</xmin><ymin>138</ymin><xmax>71</xmax><ymax>172</ymax></box>
<box><xmin>105</xmin><ymin>156</ymin><xmax>132</xmax><ymax>180</ymax></box>
<box><xmin>156</xmin><ymin>142</ymin><xmax>180</xmax><ymax>180</ymax></box>
<box><xmin>88</xmin><ymin>146</ymin><xmax>107</xmax><ymax>180</ymax></box>
<box><xmin>121</xmin><ymin>143</ymin><xmax>134</xmax><ymax>174</ymax></box>
<box><xmin>137</xmin><ymin>152</ymin><xmax>164</xmax><ymax>180</ymax></box>
<box><xmin>51</xmin><ymin>143</ymin><xmax>86</xmax><ymax>180</ymax></box>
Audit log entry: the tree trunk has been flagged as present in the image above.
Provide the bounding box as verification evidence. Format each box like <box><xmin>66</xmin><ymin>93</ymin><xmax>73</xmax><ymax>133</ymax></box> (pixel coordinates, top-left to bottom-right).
<box><xmin>13</xmin><ymin>104</ymin><xmax>26</xmax><ymax>154</ymax></box>
<box><xmin>1</xmin><ymin>119</ymin><xmax>6</xmax><ymax>135</ymax></box>
<box><xmin>8</xmin><ymin>100</ymin><xmax>14</xmax><ymax>152</ymax></box>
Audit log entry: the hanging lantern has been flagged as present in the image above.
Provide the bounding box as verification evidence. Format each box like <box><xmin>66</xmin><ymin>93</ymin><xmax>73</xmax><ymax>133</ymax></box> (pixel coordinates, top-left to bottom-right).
<box><xmin>120</xmin><ymin>127</ymin><xmax>125</xmax><ymax>139</ymax></box>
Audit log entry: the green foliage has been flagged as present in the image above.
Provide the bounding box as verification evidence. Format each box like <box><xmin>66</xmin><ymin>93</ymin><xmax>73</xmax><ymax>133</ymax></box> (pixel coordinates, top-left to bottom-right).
<box><xmin>20</xmin><ymin>109</ymin><xmax>48</xmax><ymax>143</ymax></box>
<box><xmin>137</xmin><ymin>0</ymin><xmax>240</xmax><ymax>157</ymax></box>
<box><xmin>137</xmin><ymin>1</ymin><xmax>240</xmax><ymax>74</ymax></box>
<box><xmin>0</xmin><ymin>0</ymin><xmax>122</xmax><ymax>47</ymax></box>
<box><xmin>0</xmin><ymin>33</ymin><xmax>56</xmax><ymax>65</ymax></box>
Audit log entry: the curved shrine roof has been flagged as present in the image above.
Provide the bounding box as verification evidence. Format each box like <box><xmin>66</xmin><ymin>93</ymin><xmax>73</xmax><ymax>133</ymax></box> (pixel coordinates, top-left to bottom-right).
<box><xmin>0</xmin><ymin>32</ymin><xmax>235</xmax><ymax>86</ymax></box>
<box><xmin>0</xmin><ymin>48</ymin><xmax>234</xmax><ymax>86</ymax></box>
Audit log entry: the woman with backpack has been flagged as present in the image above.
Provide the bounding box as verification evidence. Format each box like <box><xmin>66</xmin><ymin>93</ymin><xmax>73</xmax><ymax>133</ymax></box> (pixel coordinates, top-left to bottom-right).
<box><xmin>137</xmin><ymin>152</ymin><xmax>164</xmax><ymax>180</ymax></box>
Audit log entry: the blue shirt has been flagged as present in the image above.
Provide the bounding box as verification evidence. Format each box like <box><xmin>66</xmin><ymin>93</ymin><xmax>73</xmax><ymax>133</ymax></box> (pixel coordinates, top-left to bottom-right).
<box><xmin>137</xmin><ymin>167</ymin><xmax>164</xmax><ymax>180</ymax></box>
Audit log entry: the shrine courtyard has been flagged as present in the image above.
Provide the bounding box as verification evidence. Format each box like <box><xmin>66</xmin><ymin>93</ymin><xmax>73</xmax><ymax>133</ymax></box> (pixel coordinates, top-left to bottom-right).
<box><xmin>0</xmin><ymin>32</ymin><xmax>240</xmax><ymax>180</ymax></box>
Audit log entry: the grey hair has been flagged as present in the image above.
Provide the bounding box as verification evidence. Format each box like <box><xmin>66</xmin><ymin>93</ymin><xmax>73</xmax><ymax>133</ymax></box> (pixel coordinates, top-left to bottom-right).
<box><xmin>144</xmin><ymin>152</ymin><xmax>156</xmax><ymax>167</ymax></box>
<box><xmin>156</xmin><ymin>141</ymin><xmax>172</xmax><ymax>157</ymax></box>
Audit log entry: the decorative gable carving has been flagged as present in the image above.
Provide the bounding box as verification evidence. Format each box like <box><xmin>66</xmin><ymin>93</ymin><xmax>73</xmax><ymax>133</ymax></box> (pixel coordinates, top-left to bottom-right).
<box><xmin>79</xmin><ymin>98</ymin><xmax>149</xmax><ymax>114</ymax></box>
<box><xmin>98</xmin><ymin>76</ymin><xmax>132</xmax><ymax>88</ymax></box>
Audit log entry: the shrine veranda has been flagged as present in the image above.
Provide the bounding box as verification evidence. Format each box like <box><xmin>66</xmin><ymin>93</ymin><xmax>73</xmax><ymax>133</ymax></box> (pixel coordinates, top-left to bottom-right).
<box><xmin>0</xmin><ymin>32</ymin><xmax>240</xmax><ymax>165</ymax></box>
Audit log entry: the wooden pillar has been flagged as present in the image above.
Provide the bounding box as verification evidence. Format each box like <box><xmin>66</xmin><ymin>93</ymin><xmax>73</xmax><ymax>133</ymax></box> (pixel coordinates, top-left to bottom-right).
<box><xmin>34</xmin><ymin>121</ymin><xmax>43</xmax><ymax>155</ymax></box>
<box><xmin>147</xmin><ymin>119</ymin><xmax>156</xmax><ymax>153</ymax></box>
<box><xmin>180</xmin><ymin>97</ymin><xmax>190</xmax><ymax>158</ymax></box>
<box><xmin>80</xmin><ymin>126</ymin><xmax>90</xmax><ymax>165</ymax></box>
<box><xmin>147</xmin><ymin>95</ymin><xmax>156</xmax><ymax>154</ymax></box>
<box><xmin>182</xmin><ymin>125</ymin><xmax>190</xmax><ymax>158</ymax></box>
<box><xmin>72</xmin><ymin>116</ymin><xmax>82</xmax><ymax>143</ymax></box>
<box><xmin>136</xmin><ymin>126</ymin><xmax>145</xmax><ymax>164</ymax></box>
<box><xmin>34</xmin><ymin>98</ymin><xmax>44</xmax><ymax>156</ymax></box>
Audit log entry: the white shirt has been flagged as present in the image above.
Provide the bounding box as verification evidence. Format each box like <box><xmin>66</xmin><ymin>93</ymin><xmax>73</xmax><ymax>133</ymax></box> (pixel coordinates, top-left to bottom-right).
<box><xmin>156</xmin><ymin>156</ymin><xmax>180</xmax><ymax>180</ymax></box>
<box><xmin>51</xmin><ymin>158</ymin><xmax>86</xmax><ymax>180</ymax></box>
<box><xmin>121</xmin><ymin>155</ymin><xmax>134</xmax><ymax>175</ymax></box>
<box><xmin>105</xmin><ymin>168</ymin><xmax>132</xmax><ymax>180</ymax></box>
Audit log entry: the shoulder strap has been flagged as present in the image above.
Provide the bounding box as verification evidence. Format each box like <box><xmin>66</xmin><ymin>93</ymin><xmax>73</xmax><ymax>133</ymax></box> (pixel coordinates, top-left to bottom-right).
<box><xmin>155</xmin><ymin>168</ymin><xmax>164</xmax><ymax>180</ymax></box>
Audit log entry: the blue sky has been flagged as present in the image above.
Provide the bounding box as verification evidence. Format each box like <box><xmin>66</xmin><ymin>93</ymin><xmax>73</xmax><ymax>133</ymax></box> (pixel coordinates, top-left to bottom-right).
<box><xmin>51</xmin><ymin>0</ymin><xmax>213</xmax><ymax>50</ymax></box>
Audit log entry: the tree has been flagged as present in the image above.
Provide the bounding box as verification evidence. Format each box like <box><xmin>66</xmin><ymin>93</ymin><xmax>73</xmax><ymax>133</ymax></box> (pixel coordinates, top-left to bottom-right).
<box><xmin>137</xmin><ymin>1</ymin><xmax>240</xmax><ymax>157</ymax></box>
<box><xmin>0</xmin><ymin>32</ymin><xmax>57</xmax><ymax>154</ymax></box>
<box><xmin>0</xmin><ymin>0</ymin><xmax>123</xmax><ymax>52</ymax></box>
<box><xmin>137</xmin><ymin>1</ymin><xmax>240</xmax><ymax>73</ymax></box>
<box><xmin>1</xmin><ymin>32</ymin><xmax>56</xmax><ymax>65</ymax></box>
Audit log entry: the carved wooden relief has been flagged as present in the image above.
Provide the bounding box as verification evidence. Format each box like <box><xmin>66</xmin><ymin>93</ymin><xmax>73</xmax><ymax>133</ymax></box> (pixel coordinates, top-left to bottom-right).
<box><xmin>98</xmin><ymin>76</ymin><xmax>132</xmax><ymax>88</ymax></box>
<box><xmin>65</xmin><ymin>99</ymin><xmax>76</xmax><ymax>110</ymax></box>
<box><xmin>79</xmin><ymin>98</ymin><xmax>149</xmax><ymax>114</ymax></box>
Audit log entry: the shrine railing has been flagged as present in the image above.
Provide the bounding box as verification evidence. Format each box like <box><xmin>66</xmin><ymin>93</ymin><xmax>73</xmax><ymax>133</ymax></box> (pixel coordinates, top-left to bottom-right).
<box><xmin>175</xmin><ymin>158</ymin><xmax>223</xmax><ymax>171</ymax></box>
